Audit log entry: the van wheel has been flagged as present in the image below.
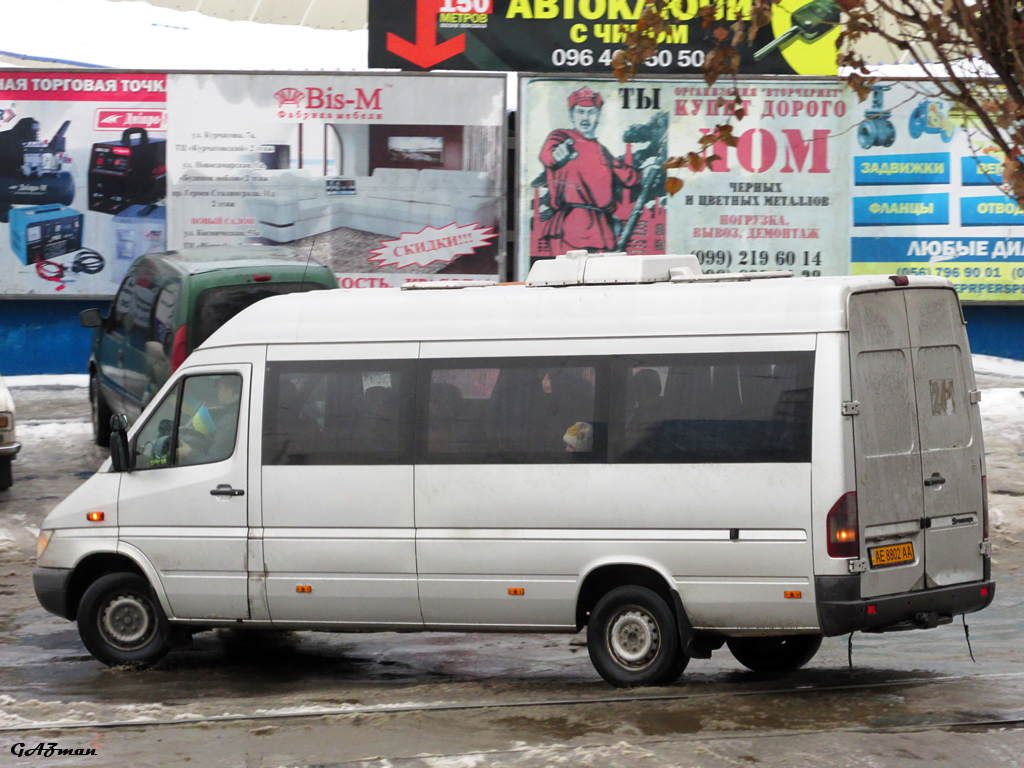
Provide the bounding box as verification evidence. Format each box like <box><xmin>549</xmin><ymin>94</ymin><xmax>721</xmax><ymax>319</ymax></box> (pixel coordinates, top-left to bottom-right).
<box><xmin>78</xmin><ymin>573</ymin><xmax>170</xmax><ymax>668</ymax></box>
<box><xmin>90</xmin><ymin>374</ymin><xmax>111</xmax><ymax>447</ymax></box>
<box><xmin>0</xmin><ymin>458</ymin><xmax>11</xmax><ymax>490</ymax></box>
<box><xmin>587</xmin><ymin>586</ymin><xmax>684</xmax><ymax>688</ymax></box>
<box><xmin>726</xmin><ymin>634</ymin><xmax>822</xmax><ymax>673</ymax></box>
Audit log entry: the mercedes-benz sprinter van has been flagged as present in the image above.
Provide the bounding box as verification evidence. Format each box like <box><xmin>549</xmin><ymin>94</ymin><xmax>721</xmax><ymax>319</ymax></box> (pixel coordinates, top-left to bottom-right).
<box><xmin>35</xmin><ymin>252</ymin><xmax>994</xmax><ymax>687</ymax></box>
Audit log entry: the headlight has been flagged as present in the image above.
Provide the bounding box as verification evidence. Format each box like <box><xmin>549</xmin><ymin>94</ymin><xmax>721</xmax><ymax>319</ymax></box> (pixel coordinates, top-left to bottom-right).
<box><xmin>36</xmin><ymin>530</ymin><xmax>53</xmax><ymax>559</ymax></box>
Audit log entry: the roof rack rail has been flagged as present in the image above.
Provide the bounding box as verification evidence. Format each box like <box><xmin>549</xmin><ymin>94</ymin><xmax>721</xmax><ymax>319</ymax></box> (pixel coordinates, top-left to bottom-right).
<box><xmin>400</xmin><ymin>280</ymin><xmax>498</xmax><ymax>291</ymax></box>
<box><xmin>670</xmin><ymin>270</ymin><xmax>794</xmax><ymax>283</ymax></box>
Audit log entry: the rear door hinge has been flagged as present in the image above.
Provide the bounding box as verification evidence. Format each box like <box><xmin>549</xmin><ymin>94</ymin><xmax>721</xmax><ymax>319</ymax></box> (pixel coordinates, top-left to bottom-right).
<box><xmin>980</xmin><ymin>540</ymin><xmax>992</xmax><ymax>556</ymax></box>
<box><xmin>847</xmin><ymin>558</ymin><xmax>868</xmax><ymax>574</ymax></box>
<box><xmin>969</xmin><ymin>390</ymin><xmax>982</xmax><ymax>405</ymax></box>
<box><xmin>842</xmin><ymin>400</ymin><xmax>861</xmax><ymax>416</ymax></box>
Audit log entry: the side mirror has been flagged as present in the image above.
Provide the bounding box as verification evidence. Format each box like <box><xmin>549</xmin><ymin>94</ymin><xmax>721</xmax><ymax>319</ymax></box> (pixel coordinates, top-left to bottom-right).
<box><xmin>109</xmin><ymin>414</ymin><xmax>130</xmax><ymax>472</ymax></box>
<box><xmin>79</xmin><ymin>308</ymin><xmax>102</xmax><ymax>328</ymax></box>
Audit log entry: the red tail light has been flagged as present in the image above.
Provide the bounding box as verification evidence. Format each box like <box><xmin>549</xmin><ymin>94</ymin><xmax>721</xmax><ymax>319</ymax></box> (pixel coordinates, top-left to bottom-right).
<box><xmin>981</xmin><ymin>475</ymin><xmax>989</xmax><ymax>539</ymax></box>
<box><xmin>827</xmin><ymin>492</ymin><xmax>859</xmax><ymax>558</ymax></box>
<box><xmin>171</xmin><ymin>324</ymin><xmax>188</xmax><ymax>372</ymax></box>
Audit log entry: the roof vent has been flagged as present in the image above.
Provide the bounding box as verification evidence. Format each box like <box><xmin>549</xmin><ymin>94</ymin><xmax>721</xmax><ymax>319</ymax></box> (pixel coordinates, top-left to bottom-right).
<box><xmin>526</xmin><ymin>251</ymin><xmax>703</xmax><ymax>287</ymax></box>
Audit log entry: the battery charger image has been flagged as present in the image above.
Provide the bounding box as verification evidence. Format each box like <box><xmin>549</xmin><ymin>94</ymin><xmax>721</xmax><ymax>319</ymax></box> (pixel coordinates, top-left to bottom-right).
<box><xmin>89</xmin><ymin>127</ymin><xmax>166</xmax><ymax>214</ymax></box>
<box><xmin>0</xmin><ymin>117</ymin><xmax>75</xmax><ymax>222</ymax></box>
<box><xmin>9</xmin><ymin>204</ymin><xmax>83</xmax><ymax>265</ymax></box>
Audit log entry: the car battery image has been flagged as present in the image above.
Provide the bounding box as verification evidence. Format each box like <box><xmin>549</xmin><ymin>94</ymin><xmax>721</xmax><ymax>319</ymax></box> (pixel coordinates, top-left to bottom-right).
<box><xmin>9</xmin><ymin>204</ymin><xmax>83</xmax><ymax>265</ymax></box>
<box><xmin>89</xmin><ymin>127</ymin><xmax>166</xmax><ymax>215</ymax></box>
<box><xmin>111</xmin><ymin>204</ymin><xmax>166</xmax><ymax>284</ymax></box>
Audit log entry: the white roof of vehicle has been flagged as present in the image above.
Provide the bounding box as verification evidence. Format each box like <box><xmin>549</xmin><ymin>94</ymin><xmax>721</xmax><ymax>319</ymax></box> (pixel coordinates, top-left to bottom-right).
<box><xmin>201</xmin><ymin>272</ymin><xmax>956</xmax><ymax>349</ymax></box>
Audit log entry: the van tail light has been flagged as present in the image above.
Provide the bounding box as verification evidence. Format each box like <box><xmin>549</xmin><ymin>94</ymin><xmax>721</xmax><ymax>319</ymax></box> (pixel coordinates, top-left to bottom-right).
<box><xmin>171</xmin><ymin>324</ymin><xmax>189</xmax><ymax>372</ymax></box>
<box><xmin>827</xmin><ymin>492</ymin><xmax>859</xmax><ymax>558</ymax></box>
<box><xmin>981</xmin><ymin>475</ymin><xmax>989</xmax><ymax>539</ymax></box>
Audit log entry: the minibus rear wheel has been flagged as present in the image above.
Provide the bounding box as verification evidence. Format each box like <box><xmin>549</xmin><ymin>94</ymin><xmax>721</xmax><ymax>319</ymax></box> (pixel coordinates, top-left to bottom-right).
<box><xmin>77</xmin><ymin>573</ymin><xmax>171</xmax><ymax>668</ymax></box>
<box><xmin>726</xmin><ymin>634</ymin><xmax>823</xmax><ymax>673</ymax></box>
<box><xmin>587</xmin><ymin>585</ymin><xmax>684</xmax><ymax>688</ymax></box>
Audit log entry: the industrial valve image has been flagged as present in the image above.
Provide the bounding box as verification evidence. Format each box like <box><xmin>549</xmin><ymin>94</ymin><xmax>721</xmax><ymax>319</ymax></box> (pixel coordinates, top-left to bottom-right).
<box><xmin>858</xmin><ymin>85</ymin><xmax>896</xmax><ymax>150</ymax></box>
<box><xmin>909</xmin><ymin>100</ymin><xmax>957</xmax><ymax>142</ymax></box>
<box><xmin>0</xmin><ymin>118</ymin><xmax>75</xmax><ymax>222</ymax></box>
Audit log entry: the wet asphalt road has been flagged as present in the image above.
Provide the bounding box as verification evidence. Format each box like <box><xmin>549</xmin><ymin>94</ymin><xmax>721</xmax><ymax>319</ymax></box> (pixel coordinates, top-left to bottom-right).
<box><xmin>0</xmin><ymin>385</ymin><xmax>1023</xmax><ymax>767</ymax></box>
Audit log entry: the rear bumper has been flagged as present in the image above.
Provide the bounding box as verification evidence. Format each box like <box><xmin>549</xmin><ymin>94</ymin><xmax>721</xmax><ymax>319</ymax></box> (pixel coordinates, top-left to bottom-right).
<box><xmin>816</xmin><ymin>575</ymin><xmax>995</xmax><ymax>636</ymax></box>
<box><xmin>33</xmin><ymin>566</ymin><xmax>73</xmax><ymax>620</ymax></box>
<box><xmin>0</xmin><ymin>441</ymin><xmax>21</xmax><ymax>459</ymax></box>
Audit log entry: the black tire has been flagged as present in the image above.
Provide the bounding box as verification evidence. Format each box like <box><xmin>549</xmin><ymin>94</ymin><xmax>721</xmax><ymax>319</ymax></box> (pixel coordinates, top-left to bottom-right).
<box><xmin>587</xmin><ymin>585</ymin><xmax>685</xmax><ymax>688</ymax></box>
<box><xmin>77</xmin><ymin>573</ymin><xmax>170</xmax><ymax>668</ymax></box>
<box><xmin>726</xmin><ymin>634</ymin><xmax>823</xmax><ymax>673</ymax></box>
<box><xmin>90</xmin><ymin>373</ymin><xmax>111</xmax><ymax>447</ymax></box>
<box><xmin>0</xmin><ymin>458</ymin><xmax>11</xmax><ymax>491</ymax></box>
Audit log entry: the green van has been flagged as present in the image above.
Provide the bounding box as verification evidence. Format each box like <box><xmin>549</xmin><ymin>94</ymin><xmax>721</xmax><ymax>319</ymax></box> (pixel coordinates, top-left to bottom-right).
<box><xmin>80</xmin><ymin>245</ymin><xmax>337</xmax><ymax>445</ymax></box>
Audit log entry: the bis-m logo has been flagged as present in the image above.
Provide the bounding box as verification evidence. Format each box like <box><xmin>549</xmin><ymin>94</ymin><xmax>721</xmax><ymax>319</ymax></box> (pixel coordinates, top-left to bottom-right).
<box><xmin>369</xmin><ymin>0</ymin><xmax>840</xmax><ymax>76</ymax></box>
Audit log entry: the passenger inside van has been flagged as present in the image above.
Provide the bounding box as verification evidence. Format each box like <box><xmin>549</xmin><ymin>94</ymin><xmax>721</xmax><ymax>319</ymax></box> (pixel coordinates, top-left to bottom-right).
<box><xmin>178</xmin><ymin>375</ymin><xmax>242</xmax><ymax>465</ymax></box>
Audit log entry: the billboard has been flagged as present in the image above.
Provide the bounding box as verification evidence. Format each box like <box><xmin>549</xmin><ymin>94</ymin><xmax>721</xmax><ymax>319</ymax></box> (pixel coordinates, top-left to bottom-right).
<box><xmin>850</xmin><ymin>80</ymin><xmax>1024</xmax><ymax>302</ymax></box>
<box><xmin>369</xmin><ymin>0</ymin><xmax>842</xmax><ymax>77</ymax></box>
<box><xmin>0</xmin><ymin>71</ymin><xmax>507</xmax><ymax>297</ymax></box>
<box><xmin>517</xmin><ymin>76</ymin><xmax>854</xmax><ymax>279</ymax></box>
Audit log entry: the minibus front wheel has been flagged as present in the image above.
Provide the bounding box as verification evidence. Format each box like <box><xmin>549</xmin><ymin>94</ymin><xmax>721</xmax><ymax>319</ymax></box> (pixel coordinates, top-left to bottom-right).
<box><xmin>725</xmin><ymin>634</ymin><xmax>823</xmax><ymax>673</ymax></box>
<box><xmin>587</xmin><ymin>585</ymin><xmax>687</xmax><ymax>688</ymax></box>
<box><xmin>77</xmin><ymin>572</ymin><xmax>171</xmax><ymax>668</ymax></box>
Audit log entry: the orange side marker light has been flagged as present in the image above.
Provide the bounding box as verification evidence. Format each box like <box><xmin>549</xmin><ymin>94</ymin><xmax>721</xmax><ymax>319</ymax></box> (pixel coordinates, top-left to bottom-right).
<box><xmin>86</xmin><ymin>512</ymin><xmax>104</xmax><ymax>522</ymax></box>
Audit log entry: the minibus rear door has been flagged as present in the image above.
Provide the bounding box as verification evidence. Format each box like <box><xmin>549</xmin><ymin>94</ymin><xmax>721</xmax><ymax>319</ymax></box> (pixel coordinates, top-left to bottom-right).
<box><xmin>849</xmin><ymin>290</ymin><xmax>927</xmax><ymax>599</ymax></box>
<box><xmin>905</xmin><ymin>289</ymin><xmax>985</xmax><ymax>588</ymax></box>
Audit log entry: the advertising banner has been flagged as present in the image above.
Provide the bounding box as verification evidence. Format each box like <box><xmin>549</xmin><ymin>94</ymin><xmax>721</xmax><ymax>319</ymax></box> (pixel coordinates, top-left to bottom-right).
<box><xmin>850</xmin><ymin>80</ymin><xmax>1024</xmax><ymax>302</ymax></box>
<box><xmin>0</xmin><ymin>72</ymin><xmax>167</xmax><ymax>296</ymax></box>
<box><xmin>0</xmin><ymin>71</ymin><xmax>506</xmax><ymax>297</ymax></box>
<box><xmin>517</xmin><ymin>76</ymin><xmax>854</xmax><ymax>279</ymax></box>
<box><xmin>369</xmin><ymin>0</ymin><xmax>841</xmax><ymax>77</ymax></box>
<box><xmin>167</xmin><ymin>72</ymin><xmax>506</xmax><ymax>290</ymax></box>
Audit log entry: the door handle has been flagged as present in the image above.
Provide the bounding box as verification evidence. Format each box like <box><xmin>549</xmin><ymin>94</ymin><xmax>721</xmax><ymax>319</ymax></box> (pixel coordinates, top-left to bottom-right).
<box><xmin>924</xmin><ymin>474</ymin><xmax>946</xmax><ymax>487</ymax></box>
<box><xmin>210</xmin><ymin>484</ymin><xmax>244</xmax><ymax>497</ymax></box>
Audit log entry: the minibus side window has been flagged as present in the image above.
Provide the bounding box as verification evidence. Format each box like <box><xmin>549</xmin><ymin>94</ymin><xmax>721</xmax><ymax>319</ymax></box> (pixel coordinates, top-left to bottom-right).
<box><xmin>130</xmin><ymin>374</ymin><xmax>242</xmax><ymax>470</ymax></box>
<box><xmin>262</xmin><ymin>360</ymin><xmax>413</xmax><ymax>465</ymax></box>
<box><xmin>420</xmin><ymin>357</ymin><xmax>607</xmax><ymax>464</ymax></box>
<box><xmin>133</xmin><ymin>382</ymin><xmax>181</xmax><ymax>470</ymax></box>
<box><xmin>612</xmin><ymin>352</ymin><xmax>813</xmax><ymax>463</ymax></box>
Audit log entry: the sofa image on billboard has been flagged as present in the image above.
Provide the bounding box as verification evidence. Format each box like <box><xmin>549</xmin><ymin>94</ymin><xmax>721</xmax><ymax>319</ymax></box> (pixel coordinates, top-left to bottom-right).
<box><xmin>247</xmin><ymin>168</ymin><xmax>499</xmax><ymax>242</ymax></box>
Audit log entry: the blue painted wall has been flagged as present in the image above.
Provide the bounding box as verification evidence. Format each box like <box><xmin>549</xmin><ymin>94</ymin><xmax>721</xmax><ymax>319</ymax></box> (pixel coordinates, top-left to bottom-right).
<box><xmin>962</xmin><ymin>306</ymin><xmax>1024</xmax><ymax>361</ymax></box>
<box><xmin>0</xmin><ymin>300</ymin><xmax>109</xmax><ymax>375</ymax></box>
<box><xmin>0</xmin><ymin>299</ymin><xmax>1022</xmax><ymax>375</ymax></box>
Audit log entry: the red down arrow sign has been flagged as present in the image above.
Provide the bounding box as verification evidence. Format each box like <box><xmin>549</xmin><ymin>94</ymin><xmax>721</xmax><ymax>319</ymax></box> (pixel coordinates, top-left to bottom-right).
<box><xmin>386</xmin><ymin>0</ymin><xmax>467</xmax><ymax>69</ymax></box>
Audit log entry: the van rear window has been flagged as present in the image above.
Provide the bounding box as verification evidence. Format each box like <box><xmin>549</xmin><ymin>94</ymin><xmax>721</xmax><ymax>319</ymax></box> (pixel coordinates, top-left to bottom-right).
<box><xmin>193</xmin><ymin>282</ymin><xmax>327</xmax><ymax>349</ymax></box>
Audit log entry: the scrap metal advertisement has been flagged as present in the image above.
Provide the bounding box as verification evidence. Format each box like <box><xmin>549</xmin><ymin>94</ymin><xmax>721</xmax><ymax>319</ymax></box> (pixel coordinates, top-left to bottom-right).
<box><xmin>517</xmin><ymin>76</ymin><xmax>854</xmax><ymax>278</ymax></box>
<box><xmin>0</xmin><ymin>71</ymin><xmax>506</xmax><ymax>297</ymax></box>
<box><xmin>0</xmin><ymin>72</ymin><xmax>167</xmax><ymax>296</ymax></box>
<box><xmin>850</xmin><ymin>80</ymin><xmax>1024</xmax><ymax>303</ymax></box>
<box><xmin>369</xmin><ymin>0</ymin><xmax>841</xmax><ymax>76</ymax></box>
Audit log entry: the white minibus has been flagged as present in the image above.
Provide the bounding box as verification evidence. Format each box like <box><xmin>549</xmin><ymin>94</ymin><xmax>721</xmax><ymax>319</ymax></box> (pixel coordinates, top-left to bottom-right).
<box><xmin>34</xmin><ymin>252</ymin><xmax>995</xmax><ymax>687</ymax></box>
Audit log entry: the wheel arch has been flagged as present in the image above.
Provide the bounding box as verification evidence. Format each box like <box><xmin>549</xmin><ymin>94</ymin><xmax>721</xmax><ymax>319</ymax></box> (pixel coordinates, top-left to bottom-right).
<box><xmin>575</xmin><ymin>560</ymin><xmax>679</xmax><ymax>631</ymax></box>
<box><xmin>67</xmin><ymin>547</ymin><xmax>170</xmax><ymax>621</ymax></box>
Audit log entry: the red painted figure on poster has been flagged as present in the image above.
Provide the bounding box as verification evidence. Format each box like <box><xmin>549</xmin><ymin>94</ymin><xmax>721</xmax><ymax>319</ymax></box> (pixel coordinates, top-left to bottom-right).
<box><xmin>538</xmin><ymin>87</ymin><xmax>645</xmax><ymax>255</ymax></box>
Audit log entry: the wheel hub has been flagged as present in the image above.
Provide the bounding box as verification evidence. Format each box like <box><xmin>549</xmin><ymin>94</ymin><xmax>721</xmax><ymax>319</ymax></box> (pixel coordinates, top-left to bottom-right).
<box><xmin>100</xmin><ymin>593</ymin><xmax>153</xmax><ymax>649</ymax></box>
<box><xmin>608</xmin><ymin>608</ymin><xmax>659</xmax><ymax>668</ymax></box>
